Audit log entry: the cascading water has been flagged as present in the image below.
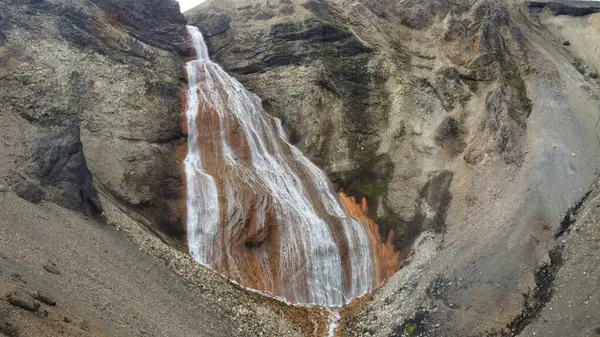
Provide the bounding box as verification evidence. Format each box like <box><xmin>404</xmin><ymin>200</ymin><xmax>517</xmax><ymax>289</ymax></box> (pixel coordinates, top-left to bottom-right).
<box><xmin>184</xmin><ymin>26</ymin><xmax>395</xmax><ymax>306</ymax></box>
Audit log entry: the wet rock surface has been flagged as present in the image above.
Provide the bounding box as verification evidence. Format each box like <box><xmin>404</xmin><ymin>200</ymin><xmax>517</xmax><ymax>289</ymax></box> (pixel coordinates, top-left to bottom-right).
<box><xmin>189</xmin><ymin>0</ymin><xmax>600</xmax><ymax>335</ymax></box>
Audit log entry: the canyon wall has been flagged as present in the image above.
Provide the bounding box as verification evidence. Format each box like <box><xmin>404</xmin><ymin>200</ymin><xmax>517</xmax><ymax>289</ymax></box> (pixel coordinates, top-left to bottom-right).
<box><xmin>0</xmin><ymin>1</ymin><xmax>315</xmax><ymax>336</ymax></box>
<box><xmin>183</xmin><ymin>28</ymin><xmax>397</xmax><ymax>305</ymax></box>
<box><xmin>0</xmin><ymin>0</ymin><xmax>190</xmax><ymax>247</ymax></box>
<box><xmin>187</xmin><ymin>0</ymin><xmax>600</xmax><ymax>335</ymax></box>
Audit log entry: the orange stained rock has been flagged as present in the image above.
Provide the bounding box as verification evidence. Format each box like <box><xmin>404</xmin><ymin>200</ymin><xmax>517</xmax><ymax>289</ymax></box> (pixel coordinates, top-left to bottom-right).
<box><xmin>183</xmin><ymin>29</ymin><xmax>400</xmax><ymax>305</ymax></box>
<box><xmin>338</xmin><ymin>193</ymin><xmax>399</xmax><ymax>286</ymax></box>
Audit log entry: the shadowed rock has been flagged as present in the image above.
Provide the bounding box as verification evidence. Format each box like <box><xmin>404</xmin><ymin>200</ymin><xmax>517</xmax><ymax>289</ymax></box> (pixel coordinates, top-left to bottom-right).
<box><xmin>527</xmin><ymin>1</ymin><xmax>600</xmax><ymax>16</ymax></box>
<box><xmin>14</xmin><ymin>179</ymin><xmax>43</xmax><ymax>204</ymax></box>
<box><xmin>22</xmin><ymin>122</ymin><xmax>102</xmax><ymax>216</ymax></box>
<box><xmin>7</xmin><ymin>290</ymin><xmax>40</xmax><ymax>312</ymax></box>
<box><xmin>33</xmin><ymin>291</ymin><xmax>57</xmax><ymax>306</ymax></box>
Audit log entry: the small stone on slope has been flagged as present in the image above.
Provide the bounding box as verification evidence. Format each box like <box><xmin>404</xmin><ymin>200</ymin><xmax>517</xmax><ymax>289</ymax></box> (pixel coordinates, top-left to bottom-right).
<box><xmin>34</xmin><ymin>291</ymin><xmax>57</xmax><ymax>306</ymax></box>
<box><xmin>7</xmin><ymin>290</ymin><xmax>40</xmax><ymax>311</ymax></box>
<box><xmin>43</xmin><ymin>263</ymin><xmax>60</xmax><ymax>275</ymax></box>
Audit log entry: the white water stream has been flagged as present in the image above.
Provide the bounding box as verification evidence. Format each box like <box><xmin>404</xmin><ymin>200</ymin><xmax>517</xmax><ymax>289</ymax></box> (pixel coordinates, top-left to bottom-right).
<box><xmin>184</xmin><ymin>26</ymin><xmax>376</xmax><ymax>306</ymax></box>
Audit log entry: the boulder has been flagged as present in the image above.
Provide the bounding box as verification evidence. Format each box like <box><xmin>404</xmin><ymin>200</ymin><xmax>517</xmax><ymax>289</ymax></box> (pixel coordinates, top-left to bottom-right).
<box><xmin>6</xmin><ymin>290</ymin><xmax>40</xmax><ymax>312</ymax></box>
<box><xmin>33</xmin><ymin>291</ymin><xmax>57</xmax><ymax>306</ymax></box>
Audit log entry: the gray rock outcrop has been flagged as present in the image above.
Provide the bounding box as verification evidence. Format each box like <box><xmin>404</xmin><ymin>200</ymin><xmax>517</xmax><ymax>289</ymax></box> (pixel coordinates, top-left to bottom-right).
<box><xmin>17</xmin><ymin>122</ymin><xmax>102</xmax><ymax>216</ymax></box>
<box><xmin>187</xmin><ymin>0</ymin><xmax>600</xmax><ymax>335</ymax></box>
<box><xmin>527</xmin><ymin>0</ymin><xmax>600</xmax><ymax>16</ymax></box>
<box><xmin>0</xmin><ymin>0</ymin><xmax>189</xmax><ymax>245</ymax></box>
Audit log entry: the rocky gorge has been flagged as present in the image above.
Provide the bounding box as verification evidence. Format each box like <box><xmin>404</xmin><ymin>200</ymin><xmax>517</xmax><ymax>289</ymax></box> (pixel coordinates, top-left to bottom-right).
<box><xmin>1</xmin><ymin>0</ymin><xmax>600</xmax><ymax>336</ymax></box>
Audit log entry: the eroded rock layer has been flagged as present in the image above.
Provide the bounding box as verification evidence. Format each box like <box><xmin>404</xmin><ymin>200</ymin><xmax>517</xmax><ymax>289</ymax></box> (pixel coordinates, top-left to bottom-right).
<box><xmin>0</xmin><ymin>0</ymin><xmax>190</xmax><ymax>248</ymax></box>
<box><xmin>184</xmin><ymin>27</ymin><xmax>396</xmax><ymax>306</ymax></box>
<box><xmin>187</xmin><ymin>0</ymin><xmax>600</xmax><ymax>335</ymax></box>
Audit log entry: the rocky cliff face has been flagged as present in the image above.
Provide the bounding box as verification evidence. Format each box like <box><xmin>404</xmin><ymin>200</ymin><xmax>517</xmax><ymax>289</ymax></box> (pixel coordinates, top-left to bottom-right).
<box><xmin>187</xmin><ymin>0</ymin><xmax>600</xmax><ymax>335</ymax></box>
<box><xmin>16</xmin><ymin>121</ymin><xmax>102</xmax><ymax>216</ymax></box>
<box><xmin>0</xmin><ymin>0</ymin><xmax>190</xmax><ymax>246</ymax></box>
<box><xmin>2</xmin><ymin>0</ymin><xmax>600</xmax><ymax>335</ymax></box>
<box><xmin>0</xmin><ymin>1</ymin><xmax>320</xmax><ymax>337</ymax></box>
<box><xmin>187</xmin><ymin>0</ymin><xmax>535</xmax><ymax>244</ymax></box>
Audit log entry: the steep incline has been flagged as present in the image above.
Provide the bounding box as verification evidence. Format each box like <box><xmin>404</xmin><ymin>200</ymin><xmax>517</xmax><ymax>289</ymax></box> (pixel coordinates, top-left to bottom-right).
<box><xmin>0</xmin><ymin>0</ymin><xmax>189</xmax><ymax>247</ymax></box>
<box><xmin>0</xmin><ymin>1</ymin><xmax>319</xmax><ymax>336</ymax></box>
<box><xmin>184</xmin><ymin>26</ymin><xmax>396</xmax><ymax>306</ymax></box>
<box><xmin>187</xmin><ymin>0</ymin><xmax>600</xmax><ymax>335</ymax></box>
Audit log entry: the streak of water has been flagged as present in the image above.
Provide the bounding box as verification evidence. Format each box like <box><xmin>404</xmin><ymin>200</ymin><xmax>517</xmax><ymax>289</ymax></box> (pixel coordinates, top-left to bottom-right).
<box><xmin>184</xmin><ymin>25</ymin><xmax>378</xmax><ymax>306</ymax></box>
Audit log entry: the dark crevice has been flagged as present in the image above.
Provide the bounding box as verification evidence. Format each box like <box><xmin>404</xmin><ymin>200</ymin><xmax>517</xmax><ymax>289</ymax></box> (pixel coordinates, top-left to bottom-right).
<box><xmin>504</xmin><ymin>246</ymin><xmax>565</xmax><ymax>337</ymax></box>
<box><xmin>116</xmin><ymin>132</ymin><xmax>185</xmax><ymax>145</ymax></box>
<box><xmin>555</xmin><ymin>189</ymin><xmax>593</xmax><ymax>239</ymax></box>
<box><xmin>526</xmin><ymin>1</ymin><xmax>600</xmax><ymax>17</ymax></box>
<box><xmin>458</xmin><ymin>73</ymin><xmax>489</xmax><ymax>82</ymax></box>
<box><xmin>504</xmin><ymin>183</ymin><xmax>596</xmax><ymax>336</ymax></box>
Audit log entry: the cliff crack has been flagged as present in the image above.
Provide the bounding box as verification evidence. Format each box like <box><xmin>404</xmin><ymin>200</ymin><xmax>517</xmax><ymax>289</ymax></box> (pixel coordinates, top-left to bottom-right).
<box><xmin>505</xmin><ymin>178</ymin><xmax>598</xmax><ymax>337</ymax></box>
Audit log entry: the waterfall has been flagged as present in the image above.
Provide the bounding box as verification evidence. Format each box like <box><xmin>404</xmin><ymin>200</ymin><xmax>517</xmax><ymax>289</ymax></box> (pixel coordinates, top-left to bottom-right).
<box><xmin>184</xmin><ymin>26</ymin><xmax>385</xmax><ymax>306</ymax></box>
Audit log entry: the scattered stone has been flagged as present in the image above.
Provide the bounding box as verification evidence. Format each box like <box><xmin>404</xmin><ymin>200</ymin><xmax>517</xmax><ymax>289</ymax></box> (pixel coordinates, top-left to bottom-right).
<box><xmin>14</xmin><ymin>179</ymin><xmax>42</xmax><ymax>204</ymax></box>
<box><xmin>563</xmin><ymin>40</ymin><xmax>570</xmax><ymax>46</ymax></box>
<box><xmin>0</xmin><ymin>185</ymin><xmax>7</xmax><ymax>193</ymax></box>
<box><xmin>0</xmin><ymin>311</ymin><xmax>18</xmax><ymax>337</ymax></box>
<box><xmin>43</xmin><ymin>263</ymin><xmax>60</xmax><ymax>275</ymax></box>
<box><xmin>63</xmin><ymin>317</ymin><xmax>71</xmax><ymax>323</ymax></box>
<box><xmin>7</xmin><ymin>290</ymin><xmax>40</xmax><ymax>311</ymax></box>
<box><xmin>594</xmin><ymin>326</ymin><xmax>600</xmax><ymax>334</ymax></box>
<box><xmin>590</xmin><ymin>72</ymin><xmax>598</xmax><ymax>79</ymax></box>
<box><xmin>9</xmin><ymin>273</ymin><xmax>26</xmax><ymax>284</ymax></box>
<box><xmin>33</xmin><ymin>291</ymin><xmax>57</xmax><ymax>306</ymax></box>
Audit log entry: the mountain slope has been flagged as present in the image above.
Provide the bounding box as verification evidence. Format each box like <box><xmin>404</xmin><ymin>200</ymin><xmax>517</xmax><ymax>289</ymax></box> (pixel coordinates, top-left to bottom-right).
<box><xmin>187</xmin><ymin>0</ymin><xmax>600</xmax><ymax>335</ymax></box>
<box><xmin>0</xmin><ymin>0</ymin><xmax>317</xmax><ymax>336</ymax></box>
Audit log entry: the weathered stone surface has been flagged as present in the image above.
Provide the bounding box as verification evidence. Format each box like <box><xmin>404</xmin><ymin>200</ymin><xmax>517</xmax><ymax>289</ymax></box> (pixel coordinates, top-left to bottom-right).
<box><xmin>14</xmin><ymin>179</ymin><xmax>43</xmax><ymax>204</ymax></box>
<box><xmin>33</xmin><ymin>291</ymin><xmax>57</xmax><ymax>306</ymax></box>
<box><xmin>88</xmin><ymin>0</ymin><xmax>191</xmax><ymax>55</ymax></box>
<box><xmin>527</xmin><ymin>0</ymin><xmax>600</xmax><ymax>16</ymax></box>
<box><xmin>7</xmin><ymin>290</ymin><xmax>40</xmax><ymax>312</ymax></box>
<box><xmin>0</xmin><ymin>308</ymin><xmax>18</xmax><ymax>337</ymax></box>
<box><xmin>188</xmin><ymin>0</ymin><xmax>600</xmax><ymax>335</ymax></box>
<box><xmin>43</xmin><ymin>263</ymin><xmax>61</xmax><ymax>275</ymax></box>
<box><xmin>0</xmin><ymin>0</ymin><xmax>188</xmax><ymax>244</ymax></box>
<box><xmin>22</xmin><ymin>122</ymin><xmax>102</xmax><ymax>216</ymax></box>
